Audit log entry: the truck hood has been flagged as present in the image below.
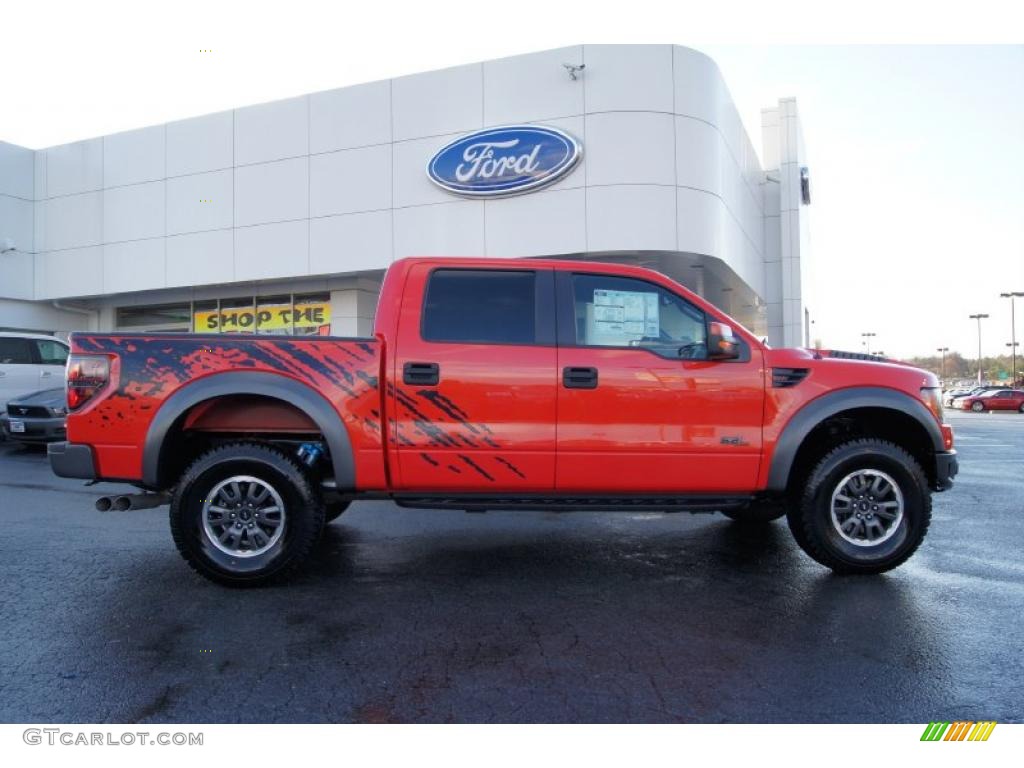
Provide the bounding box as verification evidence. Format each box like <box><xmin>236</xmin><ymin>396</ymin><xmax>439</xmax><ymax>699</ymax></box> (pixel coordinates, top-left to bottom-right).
<box><xmin>764</xmin><ymin>347</ymin><xmax>940</xmax><ymax>390</ymax></box>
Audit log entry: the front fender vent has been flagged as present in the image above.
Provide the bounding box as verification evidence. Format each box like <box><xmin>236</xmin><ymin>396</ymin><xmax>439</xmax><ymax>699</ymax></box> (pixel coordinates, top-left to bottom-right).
<box><xmin>772</xmin><ymin>367</ymin><xmax>810</xmax><ymax>388</ymax></box>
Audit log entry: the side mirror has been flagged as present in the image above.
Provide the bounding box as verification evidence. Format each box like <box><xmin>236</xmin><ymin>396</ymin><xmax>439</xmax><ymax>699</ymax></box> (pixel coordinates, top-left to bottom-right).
<box><xmin>708</xmin><ymin>321</ymin><xmax>741</xmax><ymax>360</ymax></box>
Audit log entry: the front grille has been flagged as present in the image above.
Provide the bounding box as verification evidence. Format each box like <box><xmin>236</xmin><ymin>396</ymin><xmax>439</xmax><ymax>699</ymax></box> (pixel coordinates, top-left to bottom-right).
<box><xmin>772</xmin><ymin>367</ymin><xmax>810</xmax><ymax>388</ymax></box>
<box><xmin>828</xmin><ymin>350</ymin><xmax>886</xmax><ymax>362</ymax></box>
<box><xmin>7</xmin><ymin>405</ymin><xmax>50</xmax><ymax>418</ymax></box>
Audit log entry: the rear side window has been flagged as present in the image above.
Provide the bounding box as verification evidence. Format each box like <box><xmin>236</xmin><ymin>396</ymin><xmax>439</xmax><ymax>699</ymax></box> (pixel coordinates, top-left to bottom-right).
<box><xmin>422</xmin><ymin>269</ymin><xmax>537</xmax><ymax>344</ymax></box>
<box><xmin>0</xmin><ymin>337</ymin><xmax>33</xmax><ymax>365</ymax></box>
<box><xmin>34</xmin><ymin>339</ymin><xmax>69</xmax><ymax>365</ymax></box>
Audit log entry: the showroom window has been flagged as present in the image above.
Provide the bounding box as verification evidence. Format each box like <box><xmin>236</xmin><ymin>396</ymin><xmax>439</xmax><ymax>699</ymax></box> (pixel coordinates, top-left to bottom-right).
<box><xmin>116</xmin><ymin>304</ymin><xmax>192</xmax><ymax>332</ymax></box>
<box><xmin>191</xmin><ymin>293</ymin><xmax>331</xmax><ymax>335</ymax></box>
<box><xmin>115</xmin><ymin>294</ymin><xmax>332</xmax><ymax>335</ymax></box>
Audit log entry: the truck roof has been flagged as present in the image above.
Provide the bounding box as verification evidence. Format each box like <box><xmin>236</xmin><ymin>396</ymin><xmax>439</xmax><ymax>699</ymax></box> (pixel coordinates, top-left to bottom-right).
<box><xmin>389</xmin><ymin>256</ymin><xmax>667</xmax><ymax>279</ymax></box>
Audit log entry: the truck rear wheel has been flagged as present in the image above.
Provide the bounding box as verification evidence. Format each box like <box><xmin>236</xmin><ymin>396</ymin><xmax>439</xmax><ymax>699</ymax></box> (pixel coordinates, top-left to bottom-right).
<box><xmin>169</xmin><ymin>442</ymin><xmax>325</xmax><ymax>586</ymax></box>
<box><xmin>787</xmin><ymin>439</ymin><xmax>931</xmax><ymax>574</ymax></box>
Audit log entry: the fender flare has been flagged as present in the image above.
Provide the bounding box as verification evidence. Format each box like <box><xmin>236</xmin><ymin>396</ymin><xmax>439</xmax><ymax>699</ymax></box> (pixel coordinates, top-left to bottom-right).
<box><xmin>766</xmin><ymin>386</ymin><xmax>944</xmax><ymax>492</ymax></box>
<box><xmin>142</xmin><ymin>371</ymin><xmax>355</xmax><ymax>490</ymax></box>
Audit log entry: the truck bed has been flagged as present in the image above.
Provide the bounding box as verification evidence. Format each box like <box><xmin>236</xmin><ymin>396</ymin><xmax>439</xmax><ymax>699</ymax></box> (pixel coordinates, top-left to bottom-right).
<box><xmin>67</xmin><ymin>333</ymin><xmax>385</xmax><ymax>485</ymax></box>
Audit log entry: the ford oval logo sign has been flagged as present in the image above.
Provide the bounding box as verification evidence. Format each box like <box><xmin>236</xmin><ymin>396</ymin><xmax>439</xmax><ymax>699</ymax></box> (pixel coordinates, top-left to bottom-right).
<box><xmin>427</xmin><ymin>125</ymin><xmax>582</xmax><ymax>197</ymax></box>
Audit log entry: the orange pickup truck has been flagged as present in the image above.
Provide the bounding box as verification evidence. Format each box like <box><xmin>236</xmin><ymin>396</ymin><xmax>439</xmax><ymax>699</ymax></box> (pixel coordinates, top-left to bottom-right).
<box><xmin>50</xmin><ymin>257</ymin><xmax>957</xmax><ymax>585</ymax></box>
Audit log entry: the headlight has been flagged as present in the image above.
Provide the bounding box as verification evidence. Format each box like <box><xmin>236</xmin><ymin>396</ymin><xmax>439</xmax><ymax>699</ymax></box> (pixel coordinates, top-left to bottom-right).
<box><xmin>51</xmin><ymin>406</ymin><xmax>67</xmax><ymax>417</ymax></box>
<box><xmin>921</xmin><ymin>387</ymin><xmax>944</xmax><ymax>423</ymax></box>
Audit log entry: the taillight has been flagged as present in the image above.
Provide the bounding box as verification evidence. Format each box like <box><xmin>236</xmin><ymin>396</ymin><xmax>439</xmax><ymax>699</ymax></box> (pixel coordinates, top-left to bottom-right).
<box><xmin>67</xmin><ymin>354</ymin><xmax>110</xmax><ymax>410</ymax></box>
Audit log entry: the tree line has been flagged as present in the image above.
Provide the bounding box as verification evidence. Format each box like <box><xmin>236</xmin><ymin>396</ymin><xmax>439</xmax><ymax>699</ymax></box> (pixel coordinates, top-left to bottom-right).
<box><xmin>905</xmin><ymin>350</ymin><xmax>1022</xmax><ymax>385</ymax></box>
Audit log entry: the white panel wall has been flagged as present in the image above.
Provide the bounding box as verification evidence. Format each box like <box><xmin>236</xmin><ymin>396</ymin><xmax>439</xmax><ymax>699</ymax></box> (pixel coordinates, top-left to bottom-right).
<box><xmin>311</xmin><ymin>210</ymin><xmax>392</xmax><ymax>275</ymax></box>
<box><xmin>234</xmin><ymin>96</ymin><xmax>308</xmax><ymax>165</ymax></box>
<box><xmin>103</xmin><ymin>238</ymin><xmax>165</xmax><ymax>294</ymax></box>
<box><xmin>7</xmin><ymin>44</ymin><xmax>793</xmax><ymax>328</ymax></box>
<box><xmin>485</xmin><ymin>188</ymin><xmax>586</xmax><ymax>258</ymax></box>
<box><xmin>584</xmin><ymin>44</ymin><xmax>675</xmax><ymax>114</ymax></box>
<box><xmin>234</xmin><ymin>157</ymin><xmax>308</xmax><ymax>226</ymax></box>
<box><xmin>310</xmin><ymin>145</ymin><xmax>390</xmax><ymax>217</ymax></box>
<box><xmin>46</xmin><ymin>139</ymin><xmax>103</xmax><ymax>197</ymax></box>
<box><xmin>483</xmin><ymin>47</ymin><xmax>584</xmax><ymax>124</ymax></box>
<box><xmin>393</xmin><ymin>201</ymin><xmax>484</xmax><ymax>259</ymax></box>
<box><xmin>166</xmin><ymin>229</ymin><xmax>233</xmax><ymax>288</ymax></box>
<box><xmin>310</xmin><ymin>81</ymin><xmax>391</xmax><ymax>154</ymax></box>
<box><xmin>392</xmin><ymin>63</ymin><xmax>482</xmax><ymax>141</ymax></box>
<box><xmin>167</xmin><ymin>112</ymin><xmax>233</xmax><ymax>176</ymax></box>
<box><xmin>166</xmin><ymin>170</ymin><xmax>233</xmax><ymax>235</ymax></box>
<box><xmin>104</xmin><ymin>126</ymin><xmax>165</xmax><ymax>188</ymax></box>
<box><xmin>0</xmin><ymin>141</ymin><xmax>34</xmax><ymax>200</ymax></box>
<box><xmin>235</xmin><ymin>220</ymin><xmax>308</xmax><ymax>281</ymax></box>
<box><xmin>103</xmin><ymin>181</ymin><xmax>165</xmax><ymax>242</ymax></box>
<box><xmin>43</xmin><ymin>192</ymin><xmax>102</xmax><ymax>251</ymax></box>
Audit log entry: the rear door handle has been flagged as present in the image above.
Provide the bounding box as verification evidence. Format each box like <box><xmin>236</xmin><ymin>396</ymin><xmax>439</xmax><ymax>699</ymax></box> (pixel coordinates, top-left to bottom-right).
<box><xmin>563</xmin><ymin>366</ymin><xmax>598</xmax><ymax>389</ymax></box>
<box><xmin>403</xmin><ymin>362</ymin><xmax>440</xmax><ymax>386</ymax></box>
<box><xmin>41</xmin><ymin>371</ymin><xmax>54</xmax><ymax>377</ymax></box>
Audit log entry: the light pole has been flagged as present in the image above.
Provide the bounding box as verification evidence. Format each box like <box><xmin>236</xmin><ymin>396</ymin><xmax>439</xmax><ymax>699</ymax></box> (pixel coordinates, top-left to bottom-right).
<box><xmin>861</xmin><ymin>332</ymin><xmax>876</xmax><ymax>355</ymax></box>
<box><xmin>969</xmin><ymin>313</ymin><xmax>989</xmax><ymax>383</ymax></box>
<box><xmin>936</xmin><ymin>347</ymin><xmax>949</xmax><ymax>382</ymax></box>
<box><xmin>1000</xmin><ymin>292</ymin><xmax>1023</xmax><ymax>386</ymax></box>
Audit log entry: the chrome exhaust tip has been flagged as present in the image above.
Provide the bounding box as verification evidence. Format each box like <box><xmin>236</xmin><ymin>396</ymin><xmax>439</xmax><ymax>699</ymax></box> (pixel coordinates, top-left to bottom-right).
<box><xmin>113</xmin><ymin>496</ymin><xmax>132</xmax><ymax>511</ymax></box>
<box><xmin>95</xmin><ymin>496</ymin><xmax>113</xmax><ymax>512</ymax></box>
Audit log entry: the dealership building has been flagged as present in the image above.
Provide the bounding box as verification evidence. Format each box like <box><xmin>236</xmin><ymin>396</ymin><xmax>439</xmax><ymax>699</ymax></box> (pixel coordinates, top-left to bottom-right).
<box><xmin>0</xmin><ymin>45</ymin><xmax>811</xmax><ymax>346</ymax></box>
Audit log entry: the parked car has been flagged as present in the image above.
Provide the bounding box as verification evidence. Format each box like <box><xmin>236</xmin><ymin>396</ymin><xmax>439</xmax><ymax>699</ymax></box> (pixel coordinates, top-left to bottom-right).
<box><xmin>0</xmin><ymin>333</ymin><xmax>70</xmax><ymax>414</ymax></box>
<box><xmin>942</xmin><ymin>388</ymin><xmax>972</xmax><ymax>407</ymax></box>
<box><xmin>958</xmin><ymin>389</ymin><xmax>1024</xmax><ymax>413</ymax></box>
<box><xmin>948</xmin><ymin>386</ymin><xmax>1001</xmax><ymax>408</ymax></box>
<box><xmin>50</xmin><ymin>257</ymin><xmax>958</xmax><ymax>585</ymax></box>
<box><xmin>0</xmin><ymin>388</ymin><xmax>68</xmax><ymax>444</ymax></box>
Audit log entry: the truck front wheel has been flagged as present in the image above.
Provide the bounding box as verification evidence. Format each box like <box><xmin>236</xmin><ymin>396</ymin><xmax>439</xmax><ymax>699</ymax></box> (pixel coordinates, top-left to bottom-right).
<box><xmin>169</xmin><ymin>442</ymin><xmax>325</xmax><ymax>586</ymax></box>
<box><xmin>788</xmin><ymin>439</ymin><xmax>931</xmax><ymax>574</ymax></box>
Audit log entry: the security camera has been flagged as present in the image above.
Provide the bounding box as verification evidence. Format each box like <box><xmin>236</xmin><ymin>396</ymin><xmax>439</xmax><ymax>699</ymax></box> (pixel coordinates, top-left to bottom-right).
<box><xmin>563</xmin><ymin>63</ymin><xmax>585</xmax><ymax>81</ymax></box>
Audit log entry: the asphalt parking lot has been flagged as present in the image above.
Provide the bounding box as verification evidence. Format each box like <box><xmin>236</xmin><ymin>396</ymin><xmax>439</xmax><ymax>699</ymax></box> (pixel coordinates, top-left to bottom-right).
<box><xmin>0</xmin><ymin>410</ymin><xmax>1021</xmax><ymax>724</ymax></box>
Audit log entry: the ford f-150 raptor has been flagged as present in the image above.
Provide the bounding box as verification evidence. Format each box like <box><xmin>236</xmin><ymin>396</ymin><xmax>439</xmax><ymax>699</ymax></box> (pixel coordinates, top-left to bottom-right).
<box><xmin>49</xmin><ymin>257</ymin><xmax>958</xmax><ymax>585</ymax></box>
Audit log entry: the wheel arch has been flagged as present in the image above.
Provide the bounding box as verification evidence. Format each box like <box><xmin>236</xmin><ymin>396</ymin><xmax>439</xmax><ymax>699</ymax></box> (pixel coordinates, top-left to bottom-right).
<box><xmin>767</xmin><ymin>387</ymin><xmax>944</xmax><ymax>493</ymax></box>
<box><xmin>142</xmin><ymin>371</ymin><xmax>355</xmax><ymax>490</ymax></box>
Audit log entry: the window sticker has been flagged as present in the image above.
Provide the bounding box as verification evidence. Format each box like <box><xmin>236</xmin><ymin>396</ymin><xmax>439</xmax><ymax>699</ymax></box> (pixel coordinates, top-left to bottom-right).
<box><xmin>587</xmin><ymin>289</ymin><xmax>659</xmax><ymax>345</ymax></box>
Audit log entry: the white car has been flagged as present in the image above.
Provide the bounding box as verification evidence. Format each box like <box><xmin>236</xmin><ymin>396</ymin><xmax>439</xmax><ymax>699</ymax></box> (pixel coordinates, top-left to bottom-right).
<box><xmin>0</xmin><ymin>333</ymin><xmax>70</xmax><ymax>414</ymax></box>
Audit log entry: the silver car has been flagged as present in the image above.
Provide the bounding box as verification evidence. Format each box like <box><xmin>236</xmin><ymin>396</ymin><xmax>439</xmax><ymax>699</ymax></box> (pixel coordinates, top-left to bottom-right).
<box><xmin>0</xmin><ymin>388</ymin><xmax>67</xmax><ymax>444</ymax></box>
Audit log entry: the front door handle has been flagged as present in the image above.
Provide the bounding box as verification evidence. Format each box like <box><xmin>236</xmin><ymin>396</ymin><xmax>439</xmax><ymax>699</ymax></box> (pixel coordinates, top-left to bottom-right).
<box><xmin>41</xmin><ymin>371</ymin><xmax>54</xmax><ymax>377</ymax></box>
<box><xmin>563</xmin><ymin>366</ymin><xmax>598</xmax><ymax>389</ymax></box>
<box><xmin>403</xmin><ymin>362</ymin><xmax>440</xmax><ymax>386</ymax></box>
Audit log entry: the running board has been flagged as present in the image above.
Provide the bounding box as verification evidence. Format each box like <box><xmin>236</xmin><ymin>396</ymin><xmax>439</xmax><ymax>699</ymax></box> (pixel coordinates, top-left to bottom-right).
<box><xmin>392</xmin><ymin>494</ymin><xmax>754</xmax><ymax>514</ymax></box>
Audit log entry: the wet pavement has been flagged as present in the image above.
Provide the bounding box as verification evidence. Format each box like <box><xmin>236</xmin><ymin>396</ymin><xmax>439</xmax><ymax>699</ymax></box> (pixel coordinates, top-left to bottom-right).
<box><xmin>0</xmin><ymin>410</ymin><xmax>1021</xmax><ymax>723</ymax></box>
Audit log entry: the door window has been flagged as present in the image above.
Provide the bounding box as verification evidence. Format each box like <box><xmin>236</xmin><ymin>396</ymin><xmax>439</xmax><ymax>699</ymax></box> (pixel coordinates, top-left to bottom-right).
<box><xmin>569</xmin><ymin>274</ymin><xmax>707</xmax><ymax>359</ymax></box>
<box><xmin>422</xmin><ymin>269</ymin><xmax>537</xmax><ymax>345</ymax></box>
<box><xmin>34</xmin><ymin>339</ymin><xmax>69</xmax><ymax>365</ymax></box>
<box><xmin>0</xmin><ymin>338</ymin><xmax>33</xmax><ymax>365</ymax></box>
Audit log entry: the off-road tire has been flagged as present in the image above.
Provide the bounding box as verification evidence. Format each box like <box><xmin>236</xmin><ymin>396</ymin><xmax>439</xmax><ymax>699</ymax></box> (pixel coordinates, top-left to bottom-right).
<box><xmin>170</xmin><ymin>442</ymin><xmax>325</xmax><ymax>586</ymax></box>
<box><xmin>787</xmin><ymin>438</ymin><xmax>931</xmax><ymax>575</ymax></box>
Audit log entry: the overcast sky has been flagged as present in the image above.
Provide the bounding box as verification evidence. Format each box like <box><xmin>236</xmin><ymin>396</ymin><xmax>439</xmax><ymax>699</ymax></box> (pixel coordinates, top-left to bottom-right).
<box><xmin>2</xmin><ymin>2</ymin><xmax>1021</xmax><ymax>360</ymax></box>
